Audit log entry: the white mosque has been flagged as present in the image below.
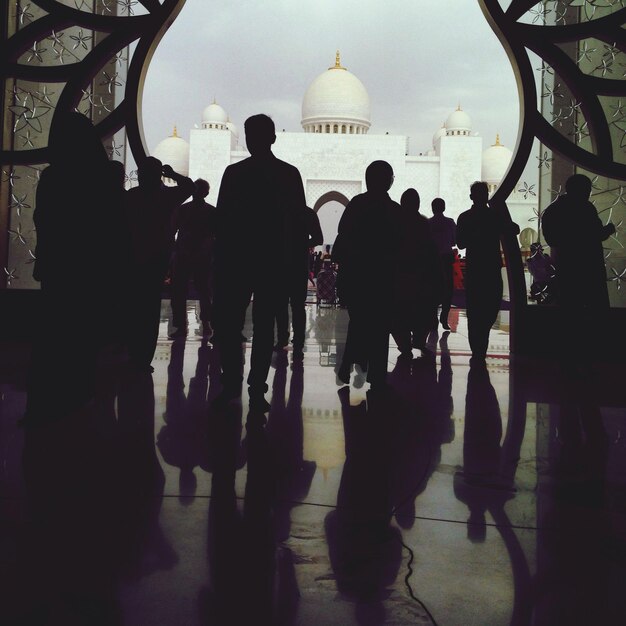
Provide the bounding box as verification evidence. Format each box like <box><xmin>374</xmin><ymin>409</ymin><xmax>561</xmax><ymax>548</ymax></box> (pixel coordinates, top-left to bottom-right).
<box><xmin>153</xmin><ymin>52</ymin><xmax>538</xmax><ymax>245</ymax></box>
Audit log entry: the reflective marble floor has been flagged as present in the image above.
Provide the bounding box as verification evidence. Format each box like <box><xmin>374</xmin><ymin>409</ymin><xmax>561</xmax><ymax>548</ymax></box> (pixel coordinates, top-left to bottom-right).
<box><xmin>1</xmin><ymin>301</ymin><xmax>626</xmax><ymax>625</ymax></box>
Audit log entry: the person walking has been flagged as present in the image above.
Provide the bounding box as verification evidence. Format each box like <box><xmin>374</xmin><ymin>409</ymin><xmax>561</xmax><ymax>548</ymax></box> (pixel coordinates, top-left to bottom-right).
<box><xmin>125</xmin><ymin>157</ymin><xmax>194</xmax><ymax>371</ymax></box>
<box><xmin>333</xmin><ymin>160</ymin><xmax>404</xmax><ymax>390</ymax></box>
<box><xmin>429</xmin><ymin>197</ymin><xmax>457</xmax><ymax>330</ymax></box>
<box><xmin>456</xmin><ymin>181</ymin><xmax>519</xmax><ymax>361</ymax></box>
<box><xmin>213</xmin><ymin>114</ymin><xmax>306</xmax><ymax>411</ymax></box>
<box><xmin>169</xmin><ymin>178</ymin><xmax>217</xmax><ymax>339</ymax></box>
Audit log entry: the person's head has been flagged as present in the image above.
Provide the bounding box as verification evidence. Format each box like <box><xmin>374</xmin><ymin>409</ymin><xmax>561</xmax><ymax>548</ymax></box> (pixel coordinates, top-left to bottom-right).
<box><xmin>365</xmin><ymin>160</ymin><xmax>394</xmax><ymax>193</ymax></box>
<box><xmin>244</xmin><ymin>114</ymin><xmax>276</xmax><ymax>155</ymax></box>
<box><xmin>108</xmin><ymin>160</ymin><xmax>126</xmax><ymax>190</ymax></box>
<box><xmin>470</xmin><ymin>181</ymin><xmax>489</xmax><ymax>205</ymax></box>
<box><xmin>48</xmin><ymin>111</ymin><xmax>108</xmax><ymax>168</ymax></box>
<box><xmin>431</xmin><ymin>197</ymin><xmax>446</xmax><ymax>215</ymax></box>
<box><xmin>194</xmin><ymin>178</ymin><xmax>210</xmax><ymax>200</ymax></box>
<box><xmin>325</xmin><ymin>244</ymin><xmax>331</xmax><ymax>253</ymax></box>
<box><xmin>565</xmin><ymin>174</ymin><xmax>592</xmax><ymax>200</ymax></box>
<box><xmin>401</xmin><ymin>188</ymin><xmax>420</xmax><ymax>213</ymax></box>
<box><xmin>137</xmin><ymin>156</ymin><xmax>163</xmax><ymax>190</ymax></box>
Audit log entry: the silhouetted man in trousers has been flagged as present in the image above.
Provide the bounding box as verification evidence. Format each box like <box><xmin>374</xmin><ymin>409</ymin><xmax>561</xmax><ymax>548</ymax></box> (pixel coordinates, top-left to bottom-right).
<box><xmin>213</xmin><ymin>114</ymin><xmax>306</xmax><ymax>411</ymax></box>
<box><xmin>333</xmin><ymin>160</ymin><xmax>404</xmax><ymax>390</ymax></box>
<box><xmin>429</xmin><ymin>197</ymin><xmax>457</xmax><ymax>330</ymax></box>
<box><xmin>456</xmin><ymin>181</ymin><xmax>519</xmax><ymax>361</ymax></box>
<box><xmin>169</xmin><ymin>178</ymin><xmax>217</xmax><ymax>339</ymax></box>
<box><xmin>275</xmin><ymin>205</ymin><xmax>323</xmax><ymax>358</ymax></box>
<box><xmin>126</xmin><ymin>157</ymin><xmax>194</xmax><ymax>371</ymax></box>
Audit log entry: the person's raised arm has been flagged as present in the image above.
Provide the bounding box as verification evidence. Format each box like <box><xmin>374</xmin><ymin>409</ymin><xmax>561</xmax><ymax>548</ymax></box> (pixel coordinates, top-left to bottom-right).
<box><xmin>162</xmin><ymin>164</ymin><xmax>194</xmax><ymax>201</ymax></box>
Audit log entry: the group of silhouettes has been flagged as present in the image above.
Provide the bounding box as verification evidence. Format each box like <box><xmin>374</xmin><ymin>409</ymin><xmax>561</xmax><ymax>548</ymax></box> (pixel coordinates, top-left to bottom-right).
<box><xmin>27</xmin><ymin>110</ymin><xmax>615</xmax><ymax>422</ymax></box>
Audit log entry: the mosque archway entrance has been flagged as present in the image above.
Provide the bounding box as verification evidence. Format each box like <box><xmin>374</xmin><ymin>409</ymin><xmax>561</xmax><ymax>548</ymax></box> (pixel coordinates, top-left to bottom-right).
<box><xmin>312</xmin><ymin>191</ymin><xmax>349</xmax><ymax>249</ymax></box>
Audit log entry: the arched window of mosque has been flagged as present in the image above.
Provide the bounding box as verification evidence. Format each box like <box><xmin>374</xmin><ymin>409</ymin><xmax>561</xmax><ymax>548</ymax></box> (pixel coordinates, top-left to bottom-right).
<box><xmin>333</xmin><ymin>124</ymin><xmax>338</xmax><ymax>133</ymax></box>
<box><xmin>325</xmin><ymin>124</ymin><xmax>330</xmax><ymax>133</ymax></box>
<box><xmin>341</xmin><ymin>125</ymin><xmax>346</xmax><ymax>133</ymax></box>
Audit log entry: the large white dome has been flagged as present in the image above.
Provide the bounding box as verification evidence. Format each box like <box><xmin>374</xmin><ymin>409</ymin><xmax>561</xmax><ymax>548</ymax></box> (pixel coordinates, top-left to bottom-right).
<box><xmin>202</xmin><ymin>101</ymin><xmax>228</xmax><ymax>128</ymax></box>
<box><xmin>446</xmin><ymin>106</ymin><xmax>472</xmax><ymax>134</ymax></box>
<box><xmin>152</xmin><ymin>127</ymin><xmax>189</xmax><ymax>177</ymax></box>
<box><xmin>301</xmin><ymin>52</ymin><xmax>371</xmax><ymax>134</ymax></box>
<box><xmin>482</xmin><ymin>135</ymin><xmax>513</xmax><ymax>184</ymax></box>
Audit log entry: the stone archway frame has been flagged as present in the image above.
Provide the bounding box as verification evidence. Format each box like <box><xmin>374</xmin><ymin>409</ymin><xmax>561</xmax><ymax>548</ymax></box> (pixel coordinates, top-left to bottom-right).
<box><xmin>2</xmin><ymin>0</ymin><xmax>625</xmax><ymax>312</ymax></box>
<box><xmin>312</xmin><ymin>190</ymin><xmax>350</xmax><ymax>213</ymax></box>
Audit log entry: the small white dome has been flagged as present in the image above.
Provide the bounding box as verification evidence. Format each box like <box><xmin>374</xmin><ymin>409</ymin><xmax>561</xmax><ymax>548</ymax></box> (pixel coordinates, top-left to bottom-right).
<box><xmin>446</xmin><ymin>106</ymin><xmax>472</xmax><ymax>132</ymax></box>
<box><xmin>482</xmin><ymin>135</ymin><xmax>513</xmax><ymax>184</ymax></box>
<box><xmin>202</xmin><ymin>101</ymin><xmax>228</xmax><ymax>125</ymax></box>
<box><xmin>152</xmin><ymin>127</ymin><xmax>189</xmax><ymax>177</ymax></box>
<box><xmin>301</xmin><ymin>52</ymin><xmax>370</xmax><ymax>133</ymax></box>
<box><xmin>433</xmin><ymin>124</ymin><xmax>446</xmax><ymax>147</ymax></box>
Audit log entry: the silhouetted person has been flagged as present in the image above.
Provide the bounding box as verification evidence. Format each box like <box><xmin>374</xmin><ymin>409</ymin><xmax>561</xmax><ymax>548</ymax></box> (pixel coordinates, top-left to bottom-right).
<box><xmin>125</xmin><ymin>157</ymin><xmax>194</xmax><ymax>372</ymax></box>
<box><xmin>28</xmin><ymin>112</ymin><xmax>117</xmax><ymax>423</ymax></box>
<box><xmin>456</xmin><ymin>181</ymin><xmax>519</xmax><ymax>361</ymax></box>
<box><xmin>541</xmin><ymin>174</ymin><xmax>615</xmax><ymax>367</ymax></box>
<box><xmin>274</xmin><ymin>205</ymin><xmax>323</xmax><ymax>358</ymax></box>
<box><xmin>333</xmin><ymin>160</ymin><xmax>403</xmax><ymax>389</ymax></box>
<box><xmin>429</xmin><ymin>197</ymin><xmax>457</xmax><ymax>330</ymax></box>
<box><xmin>213</xmin><ymin>114</ymin><xmax>306</xmax><ymax>411</ymax></box>
<box><xmin>393</xmin><ymin>188</ymin><xmax>441</xmax><ymax>356</ymax></box>
<box><xmin>169</xmin><ymin>178</ymin><xmax>217</xmax><ymax>339</ymax></box>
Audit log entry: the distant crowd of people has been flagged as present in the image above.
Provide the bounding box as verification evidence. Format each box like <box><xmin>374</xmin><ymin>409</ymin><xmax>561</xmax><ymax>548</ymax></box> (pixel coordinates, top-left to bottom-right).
<box><xmin>27</xmin><ymin>110</ymin><xmax>615</xmax><ymax>421</ymax></box>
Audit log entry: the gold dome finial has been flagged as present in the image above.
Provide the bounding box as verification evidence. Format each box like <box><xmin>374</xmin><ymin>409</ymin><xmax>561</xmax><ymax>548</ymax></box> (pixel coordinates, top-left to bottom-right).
<box><xmin>457</xmin><ymin>101</ymin><xmax>462</xmax><ymax>111</ymax></box>
<box><xmin>329</xmin><ymin>50</ymin><xmax>346</xmax><ymax>70</ymax></box>
<box><xmin>493</xmin><ymin>133</ymin><xmax>501</xmax><ymax>146</ymax></box>
<box><xmin>172</xmin><ymin>125</ymin><xmax>178</xmax><ymax>138</ymax></box>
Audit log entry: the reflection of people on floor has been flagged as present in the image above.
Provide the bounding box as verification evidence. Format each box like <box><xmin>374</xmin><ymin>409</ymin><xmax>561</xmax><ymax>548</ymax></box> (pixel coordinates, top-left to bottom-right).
<box><xmin>16</xmin><ymin>370</ymin><xmax>176</xmax><ymax>623</ymax></box>
<box><xmin>333</xmin><ymin>161</ymin><xmax>403</xmax><ymax>388</ymax></box>
<box><xmin>456</xmin><ymin>181</ymin><xmax>519</xmax><ymax>361</ymax></box>
<box><xmin>454</xmin><ymin>361</ymin><xmax>512</xmax><ymax>541</ymax></box>
<box><xmin>541</xmin><ymin>173</ymin><xmax>615</xmax><ymax>369</ymax></box>
<box><xmin>169</xmin><ymin>178</ymin><xmax>217</xmax><ymax>339</ymax></box>
<box><xmin>157</xmin><ymin>339</ymin><xmax>214</xmax><ymax>501</ymax></box>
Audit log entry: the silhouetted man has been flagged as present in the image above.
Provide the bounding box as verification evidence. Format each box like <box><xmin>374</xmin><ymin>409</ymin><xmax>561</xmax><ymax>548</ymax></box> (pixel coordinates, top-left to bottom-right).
<box><xmin>333</xmin><ymin>160</ymin><xmax>403</xmax><ymax>389</ymax></box>
<box><xmin>214</xmin><ymin>114</ymin><xmax>306</xmax><ymax>411</ymax></box>
<box><xmin>429</xmin><ymin>197</ymin><xmax>457</xmax><ymax>330</ymax></box>
<box><xmin>169</xmin><ymin>178</ymin><xmax>217</xmax><ymax>339</ymax></box>
<box><xmin>456</xmin><ymin>181</ymin><xmax>519</xmax><ymax>361</ymax></box>
<box><xmin>395</xmin><ymin>188</ymin><xmax>441</xmax><ymax>356</ymax></box>
<box><xmin>542</xmin><ymin>174</ymin><xmax>615</xmax><ymax>365</ymax></box>
<box><xmin>126</xmin><ymin>157</ymin><xmax>194</xmax><ymax>371</ymax></box>
<box><xmin>275</xmin><ymin>205</ymin><xmax>323</xmax><ymax>358</ymax></box>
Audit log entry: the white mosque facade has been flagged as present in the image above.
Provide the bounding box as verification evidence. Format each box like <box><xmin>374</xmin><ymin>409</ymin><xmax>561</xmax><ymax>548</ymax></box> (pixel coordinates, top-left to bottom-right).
<box><xmin>153</xmin><ymin>53</ymin><xmax>538</xmax><ymax>245</ymax></box>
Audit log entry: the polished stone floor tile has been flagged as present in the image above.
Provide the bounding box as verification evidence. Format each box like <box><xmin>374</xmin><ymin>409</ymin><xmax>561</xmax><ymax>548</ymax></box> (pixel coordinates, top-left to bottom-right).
<box><xmin>1</xmin><ymin>301</ymin><xmax>625</xmax><ymax>625</ymax></box>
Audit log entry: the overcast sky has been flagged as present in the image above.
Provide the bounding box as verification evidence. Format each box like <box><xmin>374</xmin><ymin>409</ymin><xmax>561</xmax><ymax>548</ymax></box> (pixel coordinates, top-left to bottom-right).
<box><xmin>141</xmin><ymin>0</ymin><xmax>523</xmax><ymax>157</ymax></box>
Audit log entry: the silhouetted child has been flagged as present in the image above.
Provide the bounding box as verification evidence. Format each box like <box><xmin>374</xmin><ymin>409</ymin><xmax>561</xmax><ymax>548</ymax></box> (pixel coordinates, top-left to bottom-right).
<box><xmin>169</xmin><ymin>178</ymin><xmax>217</xmax><ymax>339</ymax></box>
<box><xmin>456</xmin><ymin>181</ymin><xmax>519</xmax><ymax>361</ymax></box>
<box><xmin>429</xmin><ymin>197</ymin><xmax>457</xmax><ymax>330</ymax></box>
<box><xmin>125</xmin><ymin>157</ymin><xmax>194</xmax><ymax>372</ymax></box>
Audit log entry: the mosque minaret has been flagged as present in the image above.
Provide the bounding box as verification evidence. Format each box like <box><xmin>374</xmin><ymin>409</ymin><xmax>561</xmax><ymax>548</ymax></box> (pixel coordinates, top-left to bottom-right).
<box><xmin>153</xmin><ymin>52</ymin><xmax>536</xmax><ymax>240</ymax></box>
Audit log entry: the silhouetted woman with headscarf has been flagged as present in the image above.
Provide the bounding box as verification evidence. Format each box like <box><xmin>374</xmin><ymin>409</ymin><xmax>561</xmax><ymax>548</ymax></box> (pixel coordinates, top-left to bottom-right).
<box><xmin>28</xmin><ymin>112</ymin><xmax>119</xmax><ymax>423</ymax></box>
